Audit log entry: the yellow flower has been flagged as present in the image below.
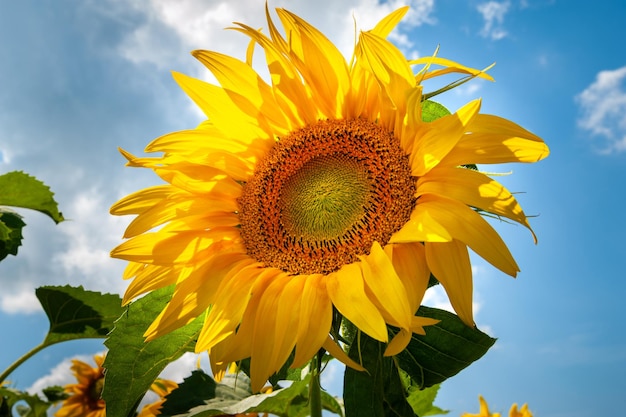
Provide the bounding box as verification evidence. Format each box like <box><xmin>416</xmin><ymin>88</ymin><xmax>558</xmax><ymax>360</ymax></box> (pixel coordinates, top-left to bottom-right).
<box><xmin>110</xmin><ymin>6</ymin><xmax>548</xmax><ymax>392</ymax></box>
<box><xmin>461</xmin><ymin>396</ymin><xmax>534</xmax><ymax>417</ymax></box>
<box><xmin>137</xmin><ymin>379</ymin><xmax>179</xmax><ymax>417</ymax></box>
<box><xmin>55</xmin><ymin>355</ymin><xmax>106</xmax><ymax>417</ymax></box>
<box><xmin>56</xmin><ymin>355</ymin><xmax>177</xmax><ymax>417</ymax></box>
<box><xmin>508</xmin><ymin>403</ymin><xmax>534</xmax><ymax>417</ymax></box>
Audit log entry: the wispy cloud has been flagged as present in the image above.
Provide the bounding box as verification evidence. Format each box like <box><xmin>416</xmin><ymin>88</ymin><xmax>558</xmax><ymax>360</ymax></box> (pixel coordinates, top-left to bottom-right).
<box><xmin>576</xmin><ymin>66</ymin><xmax>626</xmax><ymax>154</ymax></box>
<box><xmin>108</xmin><ymin>0</ymin><xmax>436</xmax><ymax>72</ymax></box>
<box><xmin>477</xmin><ymin>1</ymin><xmax>511</xmax><ymax>40</ymax></box>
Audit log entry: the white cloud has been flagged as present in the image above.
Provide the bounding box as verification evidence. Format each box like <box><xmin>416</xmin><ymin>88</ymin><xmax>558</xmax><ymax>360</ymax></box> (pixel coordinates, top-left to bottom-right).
<box><xmin>575</xmin><ymin>66</ymin><xmax>626</xmax><ymax>154</ymax></box>
<box><xmin>107</xmin><ymin>0</ymin><xmax>436</xmax><ymax>73</ymax></box>
<box><xmin>0</xmin><ymin>288</ymin><xmax>40</xmax><ymax>314</ymax></box>
<box><xmin>52</xmin><ymin>188</ymin><xmax>127</xmax><ymax>291</ymax></box>
<box><xmin>477</xmin><ymin>1</ymin><xmax>511</xmax><ymax>40</ymax></box>
<box><xmin>0</xmin><ymin>187</ymin><xmax>129</xmax><ymax>315</ymax></box>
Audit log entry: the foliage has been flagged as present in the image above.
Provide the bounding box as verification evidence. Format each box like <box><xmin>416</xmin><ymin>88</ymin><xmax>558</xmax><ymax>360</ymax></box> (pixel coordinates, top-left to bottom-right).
<box><xmin>0</xmin><ymin>171</ymin><xmax>64</xmax><ymax>261</ymax></box>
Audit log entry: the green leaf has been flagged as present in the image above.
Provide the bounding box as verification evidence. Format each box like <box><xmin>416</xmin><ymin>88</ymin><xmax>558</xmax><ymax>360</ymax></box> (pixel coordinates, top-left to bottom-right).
<box><xmin>0</xmin><ymin>387</ymin><xmax>51</xmax><ymax>417</ymax></box>
<box><xmin>36</xmin><ymin>286</ymin><xmax>124</xmax><ymax>344</ymax></box>
<box><xmin>344</xmin><ymin>333</ymin><xmax>415</xmax><ymax>417</ymax></box>
<box><xmin>160</xmin><ymin>370</ymin><xmax>342</xmax><ymax>417</ymax></box>
<box><xmin>403</xmin><ymin>379</ymin><xmax>448</xmax><ymax>417</ymax></box>
<box><xmin>165</xmin><ymin>371</ymin><xmax>344</xmax><ymax>417</ymax></box>
<box><xmin>103</xmin><ymin>286</ymin><xmax>203</xmax><ymax>417</ymax></box>
<box><xmin>0</xmin><ymin>171</ymin><xmax>64</xmax><ymax>223</ymax></box>
<box><xmin>420</xmin><ymin>101</ymin><xmax>451</xmax><ymax>122</ymax></box>
<box><xmin>0</xmin><ymin>209</ymin><xmax>25</xmax><ymax>261</ymax></box>
<box><xmin>395</xmin><ymin>306</ymin><xmax>496</xmax><ymax>389</ymax></box>
<box><xmin>41</xmin><ymin>386</ymin><xmax>69</xmax><ymax>402</ymax></box>
<box><xmin>159</xmin><ymin>370</ymin><xmax>217</xmax><ymax>415</ymax></box>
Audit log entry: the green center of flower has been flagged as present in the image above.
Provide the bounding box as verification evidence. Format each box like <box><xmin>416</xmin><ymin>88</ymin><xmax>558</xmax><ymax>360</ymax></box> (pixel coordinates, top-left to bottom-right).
<box><xmin>281</xmin><ymin>155</ymin><xmax>369</xmax><ymax>241</ymax></box>
<box><xmin>239</xmin><ymin>118</ymin><xmax>415</xmax><ymax>275</ymax></box>
<box><xmin>88</xmin><ymin>376</ymin><xmax>105</xmax><ymax>406</ymax></box>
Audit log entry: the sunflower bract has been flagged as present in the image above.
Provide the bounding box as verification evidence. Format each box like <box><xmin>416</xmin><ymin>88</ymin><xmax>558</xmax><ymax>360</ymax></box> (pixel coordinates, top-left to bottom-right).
<box><xmin>110</xmin><ymin>5</ymin><xmax>548</xmax><ymax>392</ymax></box>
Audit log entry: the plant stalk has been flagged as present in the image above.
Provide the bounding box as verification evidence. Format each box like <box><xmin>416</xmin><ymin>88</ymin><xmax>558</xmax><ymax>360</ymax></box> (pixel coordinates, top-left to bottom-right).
<box><xmin>0</xmin><ymin>342</ymin><xmax>47</xmax><ymax>384</ymax></box>
<box><xmin>309</xmin><ymin>352</ymin><xmax>323</xmax><ymax>417</ymax></box>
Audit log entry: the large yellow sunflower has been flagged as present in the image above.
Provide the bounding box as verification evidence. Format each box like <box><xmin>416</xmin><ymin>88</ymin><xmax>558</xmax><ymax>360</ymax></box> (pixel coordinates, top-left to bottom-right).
<box><xmin>111</xmin><ymin>6</ymin><xmax>548</xmax><ymax>392</ymax></box>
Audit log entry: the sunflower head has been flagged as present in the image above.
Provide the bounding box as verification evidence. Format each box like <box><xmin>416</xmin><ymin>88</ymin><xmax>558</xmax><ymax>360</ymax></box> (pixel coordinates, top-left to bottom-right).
<box><xmin>111</xmin><ymin>5</ymin><xmax>548</xmax><ymax>392</ymax></box>
<box><xmin>55</xmin><ymin>355</ymin><xmax>106</xmax><ymax>417</ymax></box>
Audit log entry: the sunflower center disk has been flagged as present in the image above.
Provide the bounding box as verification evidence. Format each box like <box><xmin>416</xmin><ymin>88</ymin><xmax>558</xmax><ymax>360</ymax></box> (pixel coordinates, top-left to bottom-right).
<box><xmin>238</xmin><ymin>118</ymin><xmax>416</xmax><ymax>275</ymax></box>
<box><xmin>281</xmin><ymin>156</ymin><xmax>369</xmax><ymax>241</ymax></box>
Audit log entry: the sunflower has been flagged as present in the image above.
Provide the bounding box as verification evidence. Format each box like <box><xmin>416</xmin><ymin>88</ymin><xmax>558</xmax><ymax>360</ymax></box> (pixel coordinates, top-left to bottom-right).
<box><xmin>461</xmin><ymin>396</ymin><xmax>534</xmax><ymax>417</ymax></box>
<box><xmin>56</xmin><ymin>355</ymin><xmax>106</xmax><ymax>417</ymax></box>
<box><xmin>110</xmin><ymin>6</ymin><xmax>548</xmax><ymax>392</ymax></box>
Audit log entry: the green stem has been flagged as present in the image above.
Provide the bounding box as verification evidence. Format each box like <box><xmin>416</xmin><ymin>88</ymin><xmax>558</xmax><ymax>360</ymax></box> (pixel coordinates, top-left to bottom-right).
<box><xmin>309</xmin><ymin>353</ymin><xmax>323</xmax><ymax>417</ymax></box>
<box><xmin>0</xmin><ymin>342</ymin><xmax>47</xmax><ymax>384</ymax></box>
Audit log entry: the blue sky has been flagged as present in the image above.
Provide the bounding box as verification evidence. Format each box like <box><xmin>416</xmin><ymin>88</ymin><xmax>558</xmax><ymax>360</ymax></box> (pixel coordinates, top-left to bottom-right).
<box><xmin>1</xmin><ymin>1</ymin><xmax>625</xmax><ymax>416</ymax></box>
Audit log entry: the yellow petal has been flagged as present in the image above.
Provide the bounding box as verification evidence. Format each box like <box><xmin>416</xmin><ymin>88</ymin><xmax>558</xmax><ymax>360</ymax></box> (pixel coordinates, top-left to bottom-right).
<box><xmin>272</xmin><ymin>276</ymin><xmax>307</xmax><ymax>369</ymax></box>
<box><xmin>146</xmin><ymin>128</ymin><xmax>250</xmax><ymax>155</ymax></box>
<box><xmin>357</xmin><ymin>31</ymin><xmax>414</xmax><ymax>118</ymax></box>
<box><xmin>389</xmin><ymin>205</ymin><xmax>453</xmax><ymax>243</ymax></box>
<box><xmin>110</xmin><ymin>185</ymin><xmax>173</xmax><ymax>215</ymax></box>
<box><xmin>410</xmin><ymin>99</ymin><xmax>482</xmax><ymax>176</ymax></box>
<box><xmin>292</xmin><ymin>274</ymin><xmax>333</xmax><ymax>369</ymax></box>
<box><xmin>122</xmin><ymin>264</ymin><xmax>178</xmax><ymax>304</ymax></box>
<box><xmin>326</xmin><ymin>262</ymin><xmax>388</xmax><ymax>342</ymax></box>
<box><xmin>172</xmin><ymin>71</ymin><xmax>271</xmax><ymax>142</ymax></box>
<box><xmin>371</xmin><ymin>7</ymin><xmax>409</xmax><ymax>38</ymax></box>
<box><xmin>322</xmin><ymin>336</ymin><xmax>366</xmax><ymax>372</ymax></box>
<box><xmin>441</xmin><ymin>114</ymin><xmax>549</xmax><ymax>166</ymax></box>
<box><xmin>250</xmin><ymin>274</ymin><xmax>296</xmax><ymax>392</ymax></box>
<box><xmin>204</xmin><ymin>267</ymin><xmax>285</xmax><ymax>361</ymax></box>
<box><xmin>124</xmin><ymin>197</ymin><xmax>239</xmax><ymax>238</ymax></box>
<box><xmin>111</xmin><ymin>228</ymin><xmax>240</xmax><ymax>265</ymax></box>
<box><xmin>231</xmin><ymin>22</ymin><xmax>317</xmax><ymax>126</ymax></box>
<box><xmin>384</xmin><ymin>328</ymin><xmax>412</xmax><ymax>356</ymax></box>
<box><xmin>418</xmin><ymin>194</ymin><xmax>519</xmax><ymax>276</ymax></box>
<box><xmin>195</xmin><ymin>262</ymin><xmax>264</xmax><ymax>351</ymax></box>
<box><xmin>276</xmin><ymin>8</ymin><xmax>350</xmax><ymax>119</ymax></box>
<box><xmin>469</xmin><ymin>114</ymin><xmax>544</xmax><ymax>141</ymax></box>
<box><xmin>425</xmin><ymin>240</ymin><xmax>474</xmax><ymax>326</ymax></box>
<box><xmin>191</xmin><ymin>50</ymin><xmax>289</xmax><ymax>134</ymax></box>
<box><xmin>410</xmin><ymin>316</ymin><xmax>440</xmax><ymax>334</ymax></box>
<box><xmin>442</xmin><ymin>135</ymin><xmax>550</xmax><ymax>166</ymax></box>
<box><xmin>144</xmin><ymin>255</ymin><xmax>252</xmax><ymax>340</ymax></box>
<box><xmin>418</xmin><ymin>166</ymin><xmax>536</xmax><ymax>242</ymax></box>
<box><xmin>410</xmin><ymin>56</ymin><xmax>495</xmax><ymax>82</ymax></box>
<box><xmin>384</xmin><ymin>243</ymin><xmax>430</xmax><ymax>314</ymax></box>
<box><xmin>359</xmin><ymin>242</ymin><xmax>412</xmax><ymax>330</ymax></box>
<box><xmin>153</xmin><ymin>162</ymin><xmax>244</xmax><ymax>195</ymax></box>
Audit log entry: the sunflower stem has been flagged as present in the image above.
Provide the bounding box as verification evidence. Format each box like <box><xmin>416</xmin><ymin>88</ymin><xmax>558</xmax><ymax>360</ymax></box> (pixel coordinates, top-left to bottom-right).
<box><xmin>0</xmin><ymin>342</ymin><xmax>47</xmax><ymax>384</ymax></box>
<box><xmin>309</xmin><ymin>352</ymin><xmax>323</xmax><ymax>417</ymax></box>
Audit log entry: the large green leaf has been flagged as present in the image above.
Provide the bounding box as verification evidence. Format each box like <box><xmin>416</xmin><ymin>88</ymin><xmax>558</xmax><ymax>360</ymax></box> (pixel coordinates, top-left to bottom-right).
<box><xmin>160</xmin><ymin>370</ymin><xmax>343</xmax><ymax>417</ymax></box>
<box><xmin>344</xmin><ymin>333</ymin><xmax>416</xmax><ymax>417</ymax></box>
<box><xmin>0</xmin><ymin>209</ymin><xmax>25</xmax><ymax>261</ymax></box>
<box><xmin>0</xmin><ymin>171</ymin><xmax>64</xmax><ymax>223</ymax></box>
<box><xmin>36</xmin><ymin>285</ymin><xmax>123</xmax><ymax>344</ymax></box>
<box><xmin>103</xmin><ymin>286</ymin><xmax>203</xmax><ymax>417</ymax></box>
<box><xmin>395</xmin><ymin>306</ymin><xmax>496</xmax><ymax>389</ymax></box>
